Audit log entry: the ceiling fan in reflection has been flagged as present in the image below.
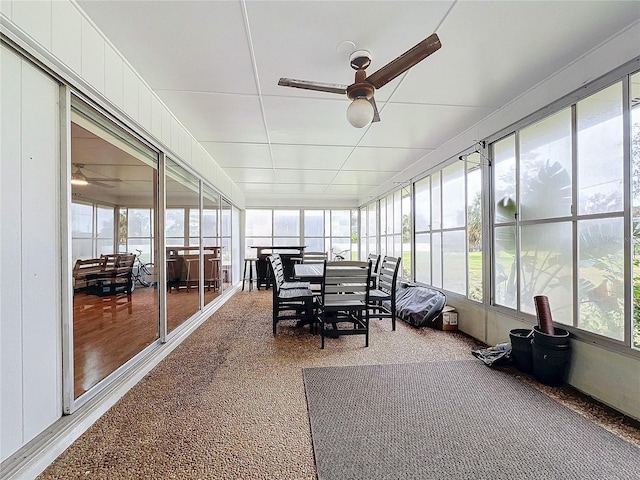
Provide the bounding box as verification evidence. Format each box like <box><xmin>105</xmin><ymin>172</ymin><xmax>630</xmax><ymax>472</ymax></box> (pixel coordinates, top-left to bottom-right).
<box><xmin>71</xmin><ymin>163</ymin><xmax>122</xmax><ymax>189</ymax></box>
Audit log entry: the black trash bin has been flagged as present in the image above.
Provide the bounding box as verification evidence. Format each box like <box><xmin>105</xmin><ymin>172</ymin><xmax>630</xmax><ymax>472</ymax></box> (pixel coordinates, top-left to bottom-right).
<box><xmin>509</xmin><ymin>329</ymin><xmax>533</xmax><ymax>374</ymax></box>
<box><xmin>531</xmin><ymin>326</ymin><xmax>571</xmax><ymax>386</ymax></box>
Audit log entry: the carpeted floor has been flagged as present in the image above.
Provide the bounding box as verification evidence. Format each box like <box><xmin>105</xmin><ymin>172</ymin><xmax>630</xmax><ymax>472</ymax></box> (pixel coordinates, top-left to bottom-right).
<box><xmin>38</xmin><ymin>290</ymin><xmax>640</xmax><ymax>479</ymax></box>
<box><xmin>304</xmin><ymin>362</ymin><xmax>640</xmax><ymax>480</ymax></box>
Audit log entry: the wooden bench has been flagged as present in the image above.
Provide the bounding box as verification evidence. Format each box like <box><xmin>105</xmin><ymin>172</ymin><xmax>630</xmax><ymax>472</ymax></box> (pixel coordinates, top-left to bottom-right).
<box><xmin>73</xmin><ymin>258</ymin><xmax>106</xmax><ymax>290</ymax></box>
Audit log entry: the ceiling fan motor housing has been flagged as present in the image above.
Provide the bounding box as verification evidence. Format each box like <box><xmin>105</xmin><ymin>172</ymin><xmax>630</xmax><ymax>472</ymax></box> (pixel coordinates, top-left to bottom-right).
<box><xmin>347</xmin><ymin>69</ymin><xmax>374</xmax><ymax>100</ymax></box>
<box><xmin>349</xmin><ymin>49</ymin><xmax>371</xmax><ymax>70</ymax></box>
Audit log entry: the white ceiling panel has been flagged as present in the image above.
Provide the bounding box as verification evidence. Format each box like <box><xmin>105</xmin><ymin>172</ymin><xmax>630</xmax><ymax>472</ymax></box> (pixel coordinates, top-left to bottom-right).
<box><xmin>78</xmin><ymin>0</ymin><xmax>256</xmax><ymax>94</ymax></box>
<box><xmin>323</xmin><ymin>183</ymin><xmax>381</xmax><ymax>195</ymax></box>
<box><xmin>201</xmin><ymin>142</ymin><xmax>272</xmax><ymax>169</ymax></box>
<box><xmin>360</xmin><ymin>104</ymin><xmax>494</xmax><ymax>149</ymax></box>
<box><xmin>224</xmin><ymin>167</ymin><xmax>275</xmax><ymax>184</ymax></box>
<box><xmin>241</xmin><ymin>182</ymin><xmax>327</xmax><ymax>195</ymax></box>
<box><xmin>341</xmin><ymin>147</ymin><xmax>431</xmax><ymax>172</ymax></box>
<box><xmin>74</xmin><ymin>0</ymin><xmax>640</xmax><ymax>208</ymax></box>
<box><xmin>271</xmin><ymin>145</ymin><xmax>353</xmax><ymax>170</ymax></box>
<box><xmin>262</xmin><ymin>95</ymin><xmax>366</xmax><ymax>145</ymax></box>
<box><xmin>157</xmin><ymin>90</ymin><xmax>267</xmax><ymax>143</ymax></box>
<box><xmin>330</xmin><ymin>170</ymin><xmax>399</xmax><ymax>186</ymax></box>
<box><xmin>274</xmin><ymin>169</ymin><xmax>339</xmax><ymax>185</ymax></box>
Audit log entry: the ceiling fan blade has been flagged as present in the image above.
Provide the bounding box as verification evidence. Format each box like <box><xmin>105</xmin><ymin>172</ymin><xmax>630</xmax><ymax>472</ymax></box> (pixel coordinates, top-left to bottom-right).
<box><xmin>366</xmin><ymin>33</ymin><xmax>441</xmax><ymax>90</ymax></box>
<box><xmin>278</xmin><ymin>78</ymin><xmax>347</xmax><ymax>95</ymax></box>
<box><xmin>369</xmin><ymin>97</ymin><xmax>380</xmax><ymax>123</ymax></box>
<box><xmin>84</xmin><ymin>177</ymin><xmax>122</xmax><ymax>182</ymax></box>
<box><xmin>89</xmin><ymin>180</ymin><xmax>115</xmax><ymax>189</ymax></box>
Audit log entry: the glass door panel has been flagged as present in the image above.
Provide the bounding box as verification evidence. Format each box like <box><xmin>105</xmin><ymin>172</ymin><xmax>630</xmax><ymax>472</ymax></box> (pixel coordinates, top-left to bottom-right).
<box><xmin>166</xmin><ymin>159</ymin><xmax>201</xmax><ymax>332</ymax></box>
<box><xmin>70</xmin><ymin>103</ymin><xmax>159</xmax><ymax>400</ymax></box>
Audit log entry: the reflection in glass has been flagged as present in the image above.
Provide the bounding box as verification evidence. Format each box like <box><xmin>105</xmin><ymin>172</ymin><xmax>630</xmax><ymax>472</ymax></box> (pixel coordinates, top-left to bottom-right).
<box><xmin>494</xmin><ymin>226</ymin><xmax>517</xmax><ymax>309</ymax></box>
<box><xmin>166</xmin><ymin>159</ymin><xmax>201</xmax><ymax>332</ymax></box>
<box><xmin>520</xmin><ymin>222</ymin><xmax>573</xmax><ymax>320</ymax></box>
<box><xmin>493</xmin><ymin>135</ymin><xmax>516</xmax><ymax>224</ymax></box>
<box><xmin>431</xmin><ymin>172</ymin><xmax>441</xmax><ymax>230</ymax></box>
<box><xmin>577</xmin><ymin>83</ymin><xmax>623</xmax><ymax>215</ymax></box>
<box><xmin>443</xmin><ymin>230</ymin><xmax>466</xmax><ymax>295</ymax></box>
<box><xmin>415</xmin><ymin>233</ymin><xmax>431</xmax><ymax>285</ymax></box>
<box><xmin>221</xmin><ymin>198</ymin><xmax>232</xmax><ymax>291</ymax></box>
<box><xmin>432</xmin><ymin>232</ymin><xmax>442</xmax><ymax>288</ymax></box>
<box><xmin>203</xmin><ymin>184</ymin><xmax>222</xmax><ymax>307</ymax></box>
<box><xmin>367</xmin><ymin>203</ymin><xmax>377</xmax><ymax>255</ymax></box>
<box><xmin>467</xmin><ymin>156</ymin><xmax>483</xmax><ymax>302</ymax></box>
<box><xmin>519</xmin><ymin>110</ymin><xmax>572</xmax><ymax>221</ymax></box>
<box><xmin>71</xmin><ymin>108</ymin><xmax>158</xmax><ymax>400</ymax></box>
<box><xmin>578</xmin><ymin>218</ymin><xmax>624</xmax><ymax>340</ymax></box>
<box><xmin>401</xmin><ymin>190</ymin><xmax>411</xmax><ymax>279</ymax></box>
<box><xmin>632</xmin><ymin>71</ymin><xmax>640</xmax><ymax>350</ymax></box>
<box><xmin>414</xmin><ymin>176</ymin><xmax>430</xmax><ymax>232</ymax></box>
<box><xmin>442</xmin><ymin>163</ymin><xmax>465</xmax><ymax>229</ymax></box>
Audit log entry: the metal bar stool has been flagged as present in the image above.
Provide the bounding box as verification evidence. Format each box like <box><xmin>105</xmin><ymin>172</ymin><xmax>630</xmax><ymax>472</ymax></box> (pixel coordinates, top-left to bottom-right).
<box><xmin>242</xmin><ymin>257</ymin><xmax>258</xmax><ymax>291</ymax></box>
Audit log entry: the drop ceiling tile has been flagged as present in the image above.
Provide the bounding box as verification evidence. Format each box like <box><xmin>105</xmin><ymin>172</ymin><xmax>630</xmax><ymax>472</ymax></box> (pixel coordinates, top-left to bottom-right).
<box><xmin>271</xmin><ymin>144</ymin><xmax>352</xmax><ymax>170</ymax></box>
<box><xmin>323</xmin><ymin>184</ymin><xmax>378</xmax><ymax>195</ymax></box>
<box><xmin>157</xmin><ymin>91</ymin><xmax>268</xmax><ymax>143</ymax></box>
<box><xmin>78</xmin><ymin>0</ymin><xmax>256</xmax><ymax>94</ymax></box>
<box><xmin>224</xmin><ymin>167</ymin><xmax>275</xmax><ymax>183</ymax></box>
<box><xmin>241</xmin><ymin>182</ymin><xmax>326</xmax><ymax>195</ymax></box>
<box><xmin>262</xmin><ymin>96</ymin><xmax>366</xmax><ymax>145</ymax></box>
<box><xmin>360</xmin><ymin>103</ymin><xmax>494</xmax><ymax>149</ymax></box>
<box><xmin>330</xmin><ymin>170</ymin><xmax>394</xmax><ymax>186</ymax></box>
<box><xmin>274</xmin><ymin>169</ymin><xmax>337</xmax><ymax>184</ymax></box>
<box><xmin>201</xmin><ymin>142</ymin><xmax>273</xmax><ymax>169</ymax></box>
<box><xmin>343</xmin><ymin>147</ymin><xmax>431</xmax><ymax>172</ymax></box>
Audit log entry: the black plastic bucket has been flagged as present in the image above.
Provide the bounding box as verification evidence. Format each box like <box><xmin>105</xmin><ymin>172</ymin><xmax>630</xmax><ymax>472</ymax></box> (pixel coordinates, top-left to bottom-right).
<box><xmin>531</xmin><ymin>339</ymin><xmax>571</xmax><ymax>386</ymax></box>
<box><xmin>533</xmin><ymin>326</ymin><xmax>570</xmax><ymax>347</ymax></box>
<box><xmin>509</xmin><ymin>329</ymin><xmax>533</xmax><ymax>374</ymax></box>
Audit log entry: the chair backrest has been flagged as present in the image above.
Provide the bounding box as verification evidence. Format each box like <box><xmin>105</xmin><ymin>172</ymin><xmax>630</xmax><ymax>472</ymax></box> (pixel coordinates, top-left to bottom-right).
<box><xmin>367</xmin><ymin>253</ymin><xmax>381</xmax><ymax>274</ymax></box>
<box><xmin>303</xmin><ymin>251</ymin><xmax>327</xmax><ymax>263</ymax></box>
<box><xmin>377</xmin><ymin>256</ymin><xmax>401</xmax><ymax>295</ymax></box>
<box><xmin>321</xmin><ymin>260</ymin><xmax>371</xmax><ymax>306</ymax></box>
<box><xmin>267</xmin><ymin>255</ymin><xmax>286</xmax><ymax>290</ymax></box>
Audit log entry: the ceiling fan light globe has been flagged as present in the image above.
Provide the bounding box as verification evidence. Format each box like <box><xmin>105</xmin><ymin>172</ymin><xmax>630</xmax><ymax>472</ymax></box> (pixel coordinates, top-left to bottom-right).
<box><xmin>346</xmin><ymin>98</ymin><xmax>374</xmax><ymax>128</ymax></box>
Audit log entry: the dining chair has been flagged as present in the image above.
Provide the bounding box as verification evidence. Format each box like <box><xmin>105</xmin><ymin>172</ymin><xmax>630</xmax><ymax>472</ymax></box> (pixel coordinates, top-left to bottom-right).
<box><xmin>268</xmin><ymin>255</ymin><xmax>314</xmax><ymax>334</ymax></box>
<box><xmin>367</xmin><ymin>253</ymin><xmax>381</xmax><ymax>288</ymax></box>
<box><xmin>317</xmin><ymin>260</ymin><xmax>372</xmax><ymax>349</ymax></box>
<box><xmin>368</xmin><ymin>255</ymin><xmax>401</xmax><ymax>331</ymax></box>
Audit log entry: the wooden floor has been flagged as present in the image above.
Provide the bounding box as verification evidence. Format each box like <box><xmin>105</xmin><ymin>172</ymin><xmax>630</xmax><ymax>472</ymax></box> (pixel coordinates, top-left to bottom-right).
<box><xmin>73</xmin><ymin>283</ymin><xmax>223</xmax><ymax>398</ymax></box>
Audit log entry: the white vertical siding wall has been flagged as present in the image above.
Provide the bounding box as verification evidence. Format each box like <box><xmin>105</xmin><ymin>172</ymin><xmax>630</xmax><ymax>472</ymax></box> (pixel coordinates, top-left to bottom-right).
<box><xmin>1</xmin><ymin>0</ymin><xmax>245</xmax><ymax>209</ymax></box>
<box><xmin>1</xmin><ymin>0</ymin><xmax>245</xmax><ymax>466</ymax></box>
<box><xmin>0</xmin><ymin>45</ymin><xmax>62</xmax><ymax>461</ymax></box>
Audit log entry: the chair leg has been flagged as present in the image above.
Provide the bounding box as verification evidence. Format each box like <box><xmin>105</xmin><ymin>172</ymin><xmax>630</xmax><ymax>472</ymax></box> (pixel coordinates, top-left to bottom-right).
<box><xmin>365</xmin><ymin>314</ymin><xmax>369</xmax><ymax>347</ymax></box>
<box><xmin>242</xmin><ymin>261</ymin><xmax>248</xmax><ymax>291</ymax></box>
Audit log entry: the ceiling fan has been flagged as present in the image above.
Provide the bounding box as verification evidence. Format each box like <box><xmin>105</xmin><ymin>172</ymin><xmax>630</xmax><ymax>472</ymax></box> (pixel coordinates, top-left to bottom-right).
<box><xmin>278</xmin><ymin>33</ymin><xmax>441</xmax><ymax>128</ymax></box>
<box><xmin>71</xmin><ymin>163</ymin><xmax>122</xmax><ymax>189</ymax></box>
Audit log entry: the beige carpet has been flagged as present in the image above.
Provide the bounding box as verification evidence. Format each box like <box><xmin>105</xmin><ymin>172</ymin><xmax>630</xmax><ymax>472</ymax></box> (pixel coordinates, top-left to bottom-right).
<box><xmin>39</xmin><ymin>290</ymin><xmax>640</xmax><ymax>479</ymax></box>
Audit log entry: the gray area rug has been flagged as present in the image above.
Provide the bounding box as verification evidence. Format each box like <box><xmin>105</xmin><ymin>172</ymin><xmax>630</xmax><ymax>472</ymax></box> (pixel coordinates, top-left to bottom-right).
<box><xmin>303</xmin><ymin>361</ymin><xmax>640</xmax><ymax>480</ymax></box>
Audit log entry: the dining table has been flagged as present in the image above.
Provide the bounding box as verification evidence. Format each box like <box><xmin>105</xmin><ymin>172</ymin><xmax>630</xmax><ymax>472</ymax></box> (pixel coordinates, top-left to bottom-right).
<box><xmin>293</xmin><ymin>263</ymin><xmax>324</xmax><ymax>283</ymax></box>
<box><xmin>252</xmin><ymin>245</ymin><xmax>307</xmax><ymax>288</ymax></box>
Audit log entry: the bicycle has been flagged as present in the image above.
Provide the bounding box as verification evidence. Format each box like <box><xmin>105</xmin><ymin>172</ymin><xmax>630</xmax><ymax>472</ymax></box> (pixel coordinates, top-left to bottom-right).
<box><xmin>331</xmin><ymin>248</ymin><xmax>349</xmax><ymax>261</ymax></box>
<box><xmin>131</xmin><ymin>249</ymin><xmax>156</xmax><ymax>288</ymax></box>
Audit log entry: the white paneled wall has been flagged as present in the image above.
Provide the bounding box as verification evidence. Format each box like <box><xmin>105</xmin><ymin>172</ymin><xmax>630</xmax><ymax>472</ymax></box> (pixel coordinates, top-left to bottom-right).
<box><xmin>2</xmin><ymin>0</ymin><xmax>245</xmax><ymax>209</ymax></box>
<box><xmin>1</xmin><ymin>44</ymin><xmax>62</xmax><ymax>461</ymax></box>
<box><xmin>1</xmin><ymin>0</ymin><xmax>244</xmax><ymax>467</ymax></box>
